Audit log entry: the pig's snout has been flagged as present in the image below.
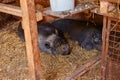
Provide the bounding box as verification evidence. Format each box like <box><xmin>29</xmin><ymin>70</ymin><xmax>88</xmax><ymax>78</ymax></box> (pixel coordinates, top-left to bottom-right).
<box><xmin>61</xmin><ymin>44</ymin><xmax>70</xmax><ymax>55</ymax></box>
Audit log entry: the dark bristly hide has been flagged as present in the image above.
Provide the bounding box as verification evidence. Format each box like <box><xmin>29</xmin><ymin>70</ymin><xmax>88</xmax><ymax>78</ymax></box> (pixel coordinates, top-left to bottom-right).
<box><xmin>18</xmin><ymin>22</ymin><xmax>70</xmax><ymax>55</ymax></box>
<box><xmin>52</xmin><ymin>19</ymin><xmax>102</xmax><ymax>51</ymax></box>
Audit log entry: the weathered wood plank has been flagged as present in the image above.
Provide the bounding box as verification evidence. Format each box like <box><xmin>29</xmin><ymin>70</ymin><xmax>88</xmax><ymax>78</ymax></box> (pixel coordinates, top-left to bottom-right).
<box><xmin>0</xmin><ymin>3</ymin><xmax>42</xmax><ymax>21</ymax></box>
<box><xmin>100</xmin><ymin>1</ymin><xmax>109</xmax><ymax>14</ymax></box>
<box><xmin>20</xmin><ymin>0</ymin><xmax>42</xmax><ymax>80</ymax></box>
<box><xmin>100</xmin><ymin>0</ymin><xmax>120</xmax><ymax>3</ymax></box>
<box><xmin>101</xmin><ymin>16</ymin><xmax>108</xmax><ymax>80</ymax></box>
<box><xmin>43</xmin><ymin>5</ymin><xmax>97</xmax><ymax>18</ymax></box>
<box><xmin>36</xmin><ymin>10</ymin><xmax>43</xmax><ymax>21</ymax></box>
<box><xmin>0</xmin><ymin>3</ymin><xmax>22</xmax><ymax>16</ymax></box>
<box><xmin>65</xmin><ymin>55</ymin><xmax>101</xmax><ymax>80</ymax></box>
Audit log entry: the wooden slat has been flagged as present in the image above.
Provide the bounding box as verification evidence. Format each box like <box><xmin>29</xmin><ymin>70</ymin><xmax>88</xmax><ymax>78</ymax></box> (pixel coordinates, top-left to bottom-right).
<box><xmin>0</xmin><ymin>3</ymin><xmax>22</xmax><ymax>17</ymax></box>
<box><xmin>100</xmin><ymin>1</ymin><xmax>109</xmax><ymax>14</ymax></box>
<box><xmin>20</xmin><ymin>0</ymin><xmax>41</xmax><ymax>80</ymax></box>
<box><xmin>36</xmin><ymin>10</ymin><xmax>43</xmax><ymax>21</ymax></box>
<box><xmin>43</xmin><ymin>5</ymin><xmax>97</xmax><ymax>18</ymax></box>
<box><xmin>101</xmin><ymin>16</ymin><xmax>108</xmax><ymax>80</ymax></box>
<box><xmin>65</xmin><ymin>55</ymin><xmax>101</xmax><ymax>80</ymax></box>
<box><xmin>103</xmin><ymin>18</ymin><xmax>111</xmax><ymax>80</ymax></box>
<box><xmin>80</xmin><ymin>0</ymin><xmax>97</xmax><ymax>3</ymax></box>
<box><xmin>0</xmin><ymin>3</ymin><xmax>42</xmax><ymax>21</ymax></box>
<box><xmin>91</xmin><ymin>7</ymin><xmax>120</xmax><ymax>20</ymax></box>
<box><xmin>100</xmin><ymin>0</ymin><xmax>120</xmax><ymax>3</ymax></box>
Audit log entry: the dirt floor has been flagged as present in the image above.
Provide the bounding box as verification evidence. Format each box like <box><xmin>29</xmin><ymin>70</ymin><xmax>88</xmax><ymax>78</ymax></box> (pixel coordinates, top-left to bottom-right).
<box><xmin>0</xmin><ymin>16</ymin><xmax>101</xmax><ymax>80</ymax></box>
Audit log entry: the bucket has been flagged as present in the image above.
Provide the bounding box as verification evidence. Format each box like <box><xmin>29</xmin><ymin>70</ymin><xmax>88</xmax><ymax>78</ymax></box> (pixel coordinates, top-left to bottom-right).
<box><xmin>50</xmin><ymin>0</ymin><xmax>75</xmax><ymax>11</ymax></box>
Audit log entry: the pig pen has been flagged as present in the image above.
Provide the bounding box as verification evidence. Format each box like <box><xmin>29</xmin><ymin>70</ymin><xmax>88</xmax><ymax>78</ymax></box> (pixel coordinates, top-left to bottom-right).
<box><xmin>0</xmin><ymin>14</ymin><xmax>101</xmax><ymax>80</ymax></box>
<box><xmin>0</xmin><ymin>0</ymin><xmax>102</xmax><ymax>79</ymax></box>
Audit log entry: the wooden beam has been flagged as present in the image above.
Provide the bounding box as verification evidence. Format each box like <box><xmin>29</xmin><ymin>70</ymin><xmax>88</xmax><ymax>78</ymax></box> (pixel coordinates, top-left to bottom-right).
<box><xmin>80</xmin><ymin>0</ymin><xmax>97</xmax><ymax>3</ymax></box>
<box><xmin>100</xmin><ymin>1</ymin><xmax>109</xmax><ymax>14</ymax></box>
<box><xmin>36</xmin><ymin>10</ymin><xmax>43</xmax><ymax>21</ymax></box>
<box><xmin>43</xmin><ymin>5</ymin><xmax>97</xmax><ymax>18</ymax></box>
<box><xmin>0</xmin><ymin>3</ymin><xmax>22</xmax><ymax>17</ymax></box>
<box><xmin>101</xmin><ymin>16</ymin><xmax>108</xmax><ymax>80</ymax></box>
<box><xmin>20</xmin><ymin>0</ymin><xmax>42</xmax><ymax>80</ymax></box>
<box><xmin>65</xmin><ymin>55</ymin><xmax>101</xmax><ymax>80</ymax></box>
<box><xmin>100</xmin><ymin>0</ymin><xmax>120</xmax><ymax>3</ymax></box>
<box><xmin>0</xmin><ymin>3</ymin><xmax>42</xmax><ymax>21</ymax></box>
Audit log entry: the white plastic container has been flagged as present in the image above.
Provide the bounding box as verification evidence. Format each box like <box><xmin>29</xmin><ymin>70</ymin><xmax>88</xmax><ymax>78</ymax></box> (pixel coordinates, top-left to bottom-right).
<box><xmin>50</xmin><ymin>0</ymin><xmax>75</xmax><ymax>11</ymax></box>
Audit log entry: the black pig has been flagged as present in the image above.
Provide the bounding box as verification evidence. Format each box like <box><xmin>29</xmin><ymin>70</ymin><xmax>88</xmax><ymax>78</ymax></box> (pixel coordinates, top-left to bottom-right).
<box><xmin>18</xmin><ymin>22</ymin><xmax>70</xmax><ymax>55</ymax></box>
<box><xmin>52</xmin><ymin>19</ymin><xmax>102</xmax><ymax>51</ymax></box>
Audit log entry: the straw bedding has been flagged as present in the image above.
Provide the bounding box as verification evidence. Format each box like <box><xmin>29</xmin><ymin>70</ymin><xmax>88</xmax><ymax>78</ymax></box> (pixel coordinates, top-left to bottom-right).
<box><xmin>0</xmin><ymin>18</ymin><xmax>100</xmax><ymax>80</ymax></box>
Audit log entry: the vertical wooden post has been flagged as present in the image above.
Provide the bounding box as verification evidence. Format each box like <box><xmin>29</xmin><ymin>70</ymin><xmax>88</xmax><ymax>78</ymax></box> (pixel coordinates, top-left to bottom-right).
<box><xmin>100</xmin><ymin>1</ymin><xmax>109</xmax><ymax>80</ymax></box>
<box><xmin>20</xmin><ymin>0</ymin><xmax>42</xmax><ymax>80</ymax></box>
<box><xmin>100</xmin><ymin>1</ymin><xmax>109</xmax><ymax>14</ymax></box>
<box><xmin>101</xmin><ymin>16</ymin><xmax>108</xmax><ymax>80</ymax></box>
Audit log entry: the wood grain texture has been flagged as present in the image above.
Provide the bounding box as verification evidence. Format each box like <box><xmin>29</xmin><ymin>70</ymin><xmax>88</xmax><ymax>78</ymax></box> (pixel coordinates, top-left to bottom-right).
<box><xmin>100</xmin><ymin>0</ymin><xmax>120</xmax><ymax>3</ymax></box>
<box><xmin>0</xmin><ymin>3</ymin><xmax>42</xmax><ymax>21</ymax></box>
<box><xmin>100</xmin><ymin>1</ymin><xmax>109</xmax><ymax>14</ymax></box>
<box><xmin>20</xmin><ymin>0</ymin><xmax>42</xmax><ymax>80</ymax></box>
<box><xmin>0</xmin><ymin>3</ymin><xmax>22</xmax><ymax>16</ymax></box>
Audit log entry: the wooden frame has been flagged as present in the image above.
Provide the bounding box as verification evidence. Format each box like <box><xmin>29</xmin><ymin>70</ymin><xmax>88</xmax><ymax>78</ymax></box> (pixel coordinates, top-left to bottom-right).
<box><xmin>100</xmin><ymin>0</ymin><xmax>120</xmax><ymax>3</ymax></box>
<box><xmin>0</xmin><ymin>3</ymin><xmax>42</xmax><ymax>21</ymax></box>
<box><xmin>20</xmin><ymin>0</ymin><xmax>42</xmax><ymax>79</ymax></box>
<box><xmin>0</xmin><ymin>0</ymin><xmax>43</xmax><ymax>80</ymax></box>
<box><xmin>42</xmin><ymin>3</ymin><xmax>102</xmax><ymax>79</ymax></box>
<box><xmin>0</xmin><ymin>1</ymin><xmax>101</xmax><ymax>80</ymax></box>
<box><xmin>99</xmin><ymin>0</ymin><xmax>120</xmax><ymax>80</ymax></box>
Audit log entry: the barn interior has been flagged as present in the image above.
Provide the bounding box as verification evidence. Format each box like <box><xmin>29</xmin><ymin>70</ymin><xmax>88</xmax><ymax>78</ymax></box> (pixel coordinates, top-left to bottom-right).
<box><xmin>0</xmin><ymin>0</ymin><xmax>119</xmax><ymax>80</ymax></box>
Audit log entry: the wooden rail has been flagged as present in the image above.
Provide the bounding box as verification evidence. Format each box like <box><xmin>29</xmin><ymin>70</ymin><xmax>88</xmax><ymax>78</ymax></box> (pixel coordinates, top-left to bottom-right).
<box><xmin>100</xmin><ymin>0</ymin><xmax>120</xmax><ymax>3</ymax></box>
<box><xmin>65</xmin><ymin>55</ymin><xmax>101</xmax><ymax>80</ymax></box>
<box><xmin>43</xmin><ymin>5</ymin><xmax>97</xmax><ymax>18</ymax></box>
<box><xmin>0</xmin><ymin>3</ymin><xmax>22</xmax><ymax>16</ymax></box>
<box><xmin>0</xmin><ymin>3</ymin><xmax>43</xmax><ymax>21</ymax></box>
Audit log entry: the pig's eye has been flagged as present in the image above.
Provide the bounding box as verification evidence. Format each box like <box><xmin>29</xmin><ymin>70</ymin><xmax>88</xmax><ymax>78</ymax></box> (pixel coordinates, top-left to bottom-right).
<box><xmin>45</xmin><ymin>42</ymin><xmax>51</xmax><ymax>49</ymax></box>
